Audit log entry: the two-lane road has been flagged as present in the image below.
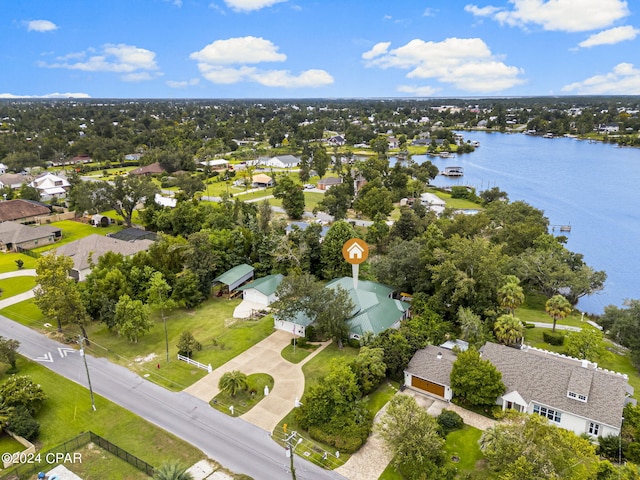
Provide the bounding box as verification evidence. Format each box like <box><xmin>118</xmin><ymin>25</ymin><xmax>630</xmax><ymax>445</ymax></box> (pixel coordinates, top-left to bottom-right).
<box><xmin>0</xmin><ymin>317</ymin><xmax>346</xmax><ymax>480</ymax></box>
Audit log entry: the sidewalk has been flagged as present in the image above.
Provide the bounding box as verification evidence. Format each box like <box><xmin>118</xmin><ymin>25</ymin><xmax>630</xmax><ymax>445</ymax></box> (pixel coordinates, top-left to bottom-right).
<box><xmin>184</xmin><ymin>329</ymin><xmax>331</xmax><ymax>433</ymax></box>
<box><xmin>0</xmin><ymin>269</ymin><xmax>37</xmax><ymax>309</ymax></box>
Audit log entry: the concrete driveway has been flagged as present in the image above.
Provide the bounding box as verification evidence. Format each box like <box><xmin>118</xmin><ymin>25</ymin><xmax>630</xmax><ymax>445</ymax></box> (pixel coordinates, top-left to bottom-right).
<box><xmin>0</xmin><ymin>269</ymin><xmax>36</xmax><ymax>309</ymax></box>
<box><xmin>184</xmin><ymin>329</ymin><xmax>330</xmax><ymax>433</ymax></box>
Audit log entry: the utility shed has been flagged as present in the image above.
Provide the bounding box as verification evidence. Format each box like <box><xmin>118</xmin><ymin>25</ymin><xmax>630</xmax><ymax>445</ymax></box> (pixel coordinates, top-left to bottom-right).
<box><xmin>213</xmin><ymin>264</ymin><xmax>255</xmax><ymax>293</ymax></box>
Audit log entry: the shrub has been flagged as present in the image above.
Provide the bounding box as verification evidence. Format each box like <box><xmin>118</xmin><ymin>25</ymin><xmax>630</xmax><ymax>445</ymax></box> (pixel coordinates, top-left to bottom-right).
<box><xmin>305</xmin><ymin>325</ymin><xmax>319</xmax><ymax>342</ymax></box>
<box><xmin>437</xmin><ymin>409</ymin><xmax>464</xmax><ymax>434</ymax></box>
<box><xmin>7</xmin><ymin>406</ymin><xmax>40</xmax><ymax>441</ymax></box>
<box><xmin>543</xmin><ymin>331</ymin><xmax>565</xmax><ymax>346</ymax></box>
<box><xmin>291</xmin><ymin>337</ymin><xmax>308</xmax><ymax>348</ymax></box>
<box><xmin>347</xmin><ymin>338</ymin><xmax>360</xmax><ymax>349</ymax></box>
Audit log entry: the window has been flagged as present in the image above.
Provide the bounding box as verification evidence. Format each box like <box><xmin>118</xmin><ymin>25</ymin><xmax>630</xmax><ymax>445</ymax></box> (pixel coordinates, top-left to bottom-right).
<box><xmin>533</xmin><ymin>404</ymin><xmax>562</xmax><ymax>423</ymax></box>
<box><xmin>588</xmin><ymin>422</ymin><xmax>600</xmax><ymax>436</ymax></box>
<box><xmin>568</xmin><ymin>391</ymin><xmax>588</xmax><ymax>403</ymax></box>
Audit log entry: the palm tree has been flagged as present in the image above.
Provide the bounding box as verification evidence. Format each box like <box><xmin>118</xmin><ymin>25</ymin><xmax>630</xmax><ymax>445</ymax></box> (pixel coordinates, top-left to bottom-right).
<box><xmin>545</xmin><ymin>294</ymin><xmax>572</xmax><ymax>332</ymax></box>
<box><xmin>218</xmin><ymin>370</ymin><xmax>248</xmax><ymax>398</ymax></box>
<box><xmin>153</xmin><ymin>462</ymin><xmax>193</xmax><ymax>480</ymax></box>
<box><xmin>494</xmin><ymin>314</ymin><xmax>525</xmax><ymax>346</ymax></box>
<box><xmin>497</xmin><ymin>276</ymin><xmax>525</xmax><ymax>316</ymax></box>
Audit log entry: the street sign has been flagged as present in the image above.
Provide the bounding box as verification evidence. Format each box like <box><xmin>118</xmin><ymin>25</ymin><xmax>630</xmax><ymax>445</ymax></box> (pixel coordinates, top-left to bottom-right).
<box><xmin>342</xmin><ymin>238</ymin><xmax>369</xmax><ymax>265</ymax></box>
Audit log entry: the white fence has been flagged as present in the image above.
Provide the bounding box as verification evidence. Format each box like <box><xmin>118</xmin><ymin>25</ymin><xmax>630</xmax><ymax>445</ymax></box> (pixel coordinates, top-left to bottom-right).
<box><xmin>177</xmin><ymin>354</ymin><xmax>212</xmax><ymax>373</ymax></box>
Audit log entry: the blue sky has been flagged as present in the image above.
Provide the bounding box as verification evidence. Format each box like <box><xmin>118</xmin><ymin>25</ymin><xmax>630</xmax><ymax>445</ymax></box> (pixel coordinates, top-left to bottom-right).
<box><xmin>3</xmin><ymin>0</ymin><xmax>640</xmax><ymax>98</ymax></box>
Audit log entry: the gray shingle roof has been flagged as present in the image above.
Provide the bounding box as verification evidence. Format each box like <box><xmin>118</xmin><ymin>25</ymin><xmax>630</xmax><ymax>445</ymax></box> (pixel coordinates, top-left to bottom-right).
<box><xmin>0</xmin><ymin>221</ymin><xmax>60</xmax><ymax>245</ymax></box>
<box><xmin>480</xmin><ymin>342</ymin><xmax>630</xmax><ymax>429</ymax></box>
<box><xmin>405</xmin><ymin>345</ymin><xmax>456</xmax><ymax>386</ymax></box>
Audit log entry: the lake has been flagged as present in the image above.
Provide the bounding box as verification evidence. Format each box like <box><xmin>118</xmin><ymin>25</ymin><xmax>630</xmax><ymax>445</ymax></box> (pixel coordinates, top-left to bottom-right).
<box><xmin>399</xmin><ymin>131</ymin><xmax>640</xmax><ymax>315</ymax></box>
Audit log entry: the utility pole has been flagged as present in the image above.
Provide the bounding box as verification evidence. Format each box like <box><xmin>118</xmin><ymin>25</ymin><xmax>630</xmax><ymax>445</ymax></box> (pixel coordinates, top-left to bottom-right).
<box><xmin>78</xmin><ymin>335</ymin><xmax>96</xmax><ymax>411</ymax></box>
<box><xmin>284</xmin><ymin>431</ymin><xmax>303</xmax><ymax>480</ymax></box>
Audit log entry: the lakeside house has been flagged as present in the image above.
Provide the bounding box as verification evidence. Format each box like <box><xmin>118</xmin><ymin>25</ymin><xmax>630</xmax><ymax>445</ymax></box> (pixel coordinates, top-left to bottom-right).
<box><xmin>404</xmin><ymin>342</ymin><xmax>635</xmax><ymax>438</ymax></box>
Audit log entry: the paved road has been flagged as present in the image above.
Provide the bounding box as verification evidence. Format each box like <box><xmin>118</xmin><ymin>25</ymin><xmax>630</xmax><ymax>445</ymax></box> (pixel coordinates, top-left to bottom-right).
<box><xmin>0</xmin><ymin>318</ymin><xmax>345</xmax><ymax>480</ymax></box>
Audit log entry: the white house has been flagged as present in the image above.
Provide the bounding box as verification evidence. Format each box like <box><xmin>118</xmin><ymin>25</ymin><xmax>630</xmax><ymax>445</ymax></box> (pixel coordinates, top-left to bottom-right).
<box><xmin>29</xmin><ymin>173</ymin><xmax>71</xmax><ymax>199</ymax></box>
<box><xmin>237</xmin><ymin>274</ymin><xmax>284</xmax><ymax>307</ymax></box>
<box><xmin>256</xmin><ymin>155</ymin><xmax>301</xmax><ymax>169</ymax></box>
<box><xmin>405</xmin><ymin>342</ymin><xmax>634</xmax><ymax>438</ymax></box>
<box><xmin>0</xmin><ymin>163</ymin><xmax>7</xmax><ymax>175</ymax></box>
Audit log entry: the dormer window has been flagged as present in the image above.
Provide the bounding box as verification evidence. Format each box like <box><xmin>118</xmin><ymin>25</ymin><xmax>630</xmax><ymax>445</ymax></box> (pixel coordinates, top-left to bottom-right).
<box><xmin>568</xmin><ymin>391</ymin><xmax>588</xmax><ymax>402</ymax></box>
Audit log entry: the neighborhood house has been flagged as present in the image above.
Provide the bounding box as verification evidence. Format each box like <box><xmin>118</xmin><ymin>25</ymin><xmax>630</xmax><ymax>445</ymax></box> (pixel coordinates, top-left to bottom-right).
<box><xmin>404</xmin><ymin>342</ymin><xmax>635</xmax><ymax>438</ymax></box>
<box><xmin>0</xmin><ymin>221</ymin><xmax>61</xmax><ymax>252</ymax></box>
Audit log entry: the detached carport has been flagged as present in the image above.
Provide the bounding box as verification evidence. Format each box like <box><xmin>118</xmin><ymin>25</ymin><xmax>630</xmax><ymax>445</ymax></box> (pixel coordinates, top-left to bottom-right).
<box><xmin>212</xmin><ymin>264</ymin><xmax>254</xmax><ymax>298</ymax></box>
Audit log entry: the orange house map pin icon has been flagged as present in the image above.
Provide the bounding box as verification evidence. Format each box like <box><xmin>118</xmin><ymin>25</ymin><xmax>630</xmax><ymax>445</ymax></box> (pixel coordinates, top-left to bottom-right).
<box><xmin>342</xmin><ymin>238</ymin><xmax>369</xmax><ymax>265</ymax></box>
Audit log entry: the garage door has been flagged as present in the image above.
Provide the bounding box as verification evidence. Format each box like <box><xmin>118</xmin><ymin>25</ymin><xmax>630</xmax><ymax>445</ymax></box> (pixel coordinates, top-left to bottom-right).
<box><xmin>411</xmin><ymin>376</ymin><xmax>445</xmax><ymax>397</ymax></box>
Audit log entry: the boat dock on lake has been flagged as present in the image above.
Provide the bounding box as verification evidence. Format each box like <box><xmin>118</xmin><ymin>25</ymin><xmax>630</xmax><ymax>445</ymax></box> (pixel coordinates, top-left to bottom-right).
<box><xmin>440</xmin><ymin>166</ymin><xmax>464</xmax><ymax>177</ymax></box>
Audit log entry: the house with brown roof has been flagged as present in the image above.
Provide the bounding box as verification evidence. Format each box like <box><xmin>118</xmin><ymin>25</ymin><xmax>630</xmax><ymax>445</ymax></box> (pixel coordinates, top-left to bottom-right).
<box><xmin>51</xmin><ymin>234</ymin><xmax>154</xmax><ymax>281</ymax></box>
<box><xmin>316</xmin><ymin>177</ymin><xmax>343</xmax><ymax>191</ymax></box>
<box><xmin>0</xmin><ymin>221</ymin><xmax>61</xmax><ymax>251</ymax></box>
<box><xmin>0</xmin><ymin>199</ymin><xmax>51</xmax><ymax>224</ymax></box>
<box><xmin>405</xmin><ymin>342</ymin><xmax>634</xmax><ymax>438</ymax></box>
<box><xmin>129</xmin><ymin>162</ymin><xmax>165</xmax><ymax>176</ymax></box>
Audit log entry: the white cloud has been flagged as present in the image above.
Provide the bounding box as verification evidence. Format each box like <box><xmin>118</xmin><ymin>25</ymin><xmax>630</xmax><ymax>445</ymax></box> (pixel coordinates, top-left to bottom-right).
<box><xmin>122</xmin><ymin>72</ymin><xmax>163</xmax><ymax>82</ymax></box>
<box><xmin>166</xmin><ymin>78</ymin><xmax>201</xmax><ymax>88</ymax></box>
<box><xmin>422</xmin><ymin>8</ymin><xmax>437</xmax><ymax>17</ymax></box>
<box><xmin>0</xmin><ymin>92</ymin><xmax>90</xmax><ymax>99</ymax></box>
<box><xmin>465</xmin><ymin>0</ymin><xmax>630</xmax><ymax>32</ymax></box>
<box><xmin>27</xmin><ymin>20</ymin><xmax>58</xmax><ymax>32</ymax></box>
<box><xmin>253</xmin><ymin>69</ymin><xmax>334</xmax><ymax>87</ymax></box>
<box><xmin>362</xmin><ymin>42</ymin><xmax>391</xmax><ymax>60</ymax></box>
<box><xmin>39</xmin><ymin>44</ymin><xmax>159</xmax><ymax>80</ymax></box>
<box><xmin>191</xmin><ymin>36</ymin><xmax>332</xmax><ymax>88</ymax></box>
<box><xmin>223</xmin><ymin>0</ymin><xmax>287</xmax><ymax>12</ymax></box>
<box><xmin>363</xmin><ymin>37</ymin><xmax>525</xmax><ymax>93</ymax></box>
<box><xmin>397</xmin><ymin>85</ymin><xmax>440</xmax><ymax>96</ymax></box>
<box><xmin>578</xmin><ymin>25</ymin><xmax>640</xmax><ymax>48</ymax></box>
<box><xmin>562</xmin><ymin>63</ymin><xmax>640</xmax><ymax>94</ymax></box>
<box><xmin>190</xmin><ymin>37</ymin><xmax>286</xmax><ymax>65</ymax></box>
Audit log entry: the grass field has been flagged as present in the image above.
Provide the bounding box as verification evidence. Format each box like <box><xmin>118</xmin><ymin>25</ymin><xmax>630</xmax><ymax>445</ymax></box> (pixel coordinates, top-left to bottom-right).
<box><xmin>0</xmin><ymin>276</ymin><xmax>35</xmax><ymax>297</ymax></box>
<box><xmin>0</xmin><ymin>253</ymin><xmax>38</xmax><ymax>273</ymax></box>
<box><xmin>1</xmin><ymin>357</ymin><xmax>203</xmax><ymax>475</ymax></box>
<box><xmin>211</xmin><ymin>373</ymin><xmax>274</xmax><ymax>417</ymax></box>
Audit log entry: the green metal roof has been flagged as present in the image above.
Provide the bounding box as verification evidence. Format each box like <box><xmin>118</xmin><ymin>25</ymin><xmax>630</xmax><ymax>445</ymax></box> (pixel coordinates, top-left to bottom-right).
<box><xmin>213</xmin><ymin>264</ymin><xmax>254</xmax><ymax>287</ymax></box>
<box><xmin>237</xmin><ymin>274</ymin><xmax>284</xmax><ymax>296</ymax></box>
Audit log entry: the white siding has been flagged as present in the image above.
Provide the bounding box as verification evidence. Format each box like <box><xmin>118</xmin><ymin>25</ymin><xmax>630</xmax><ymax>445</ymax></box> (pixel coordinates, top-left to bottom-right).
<box><xmin>526</xmin><ymin>403</ymin><xmax>620</xmax><ymax>437</ymax></box>
<box><xmin>274</xmin><ymin>319</ymin><xmax>306</xmax><ymax>337</ymax></box>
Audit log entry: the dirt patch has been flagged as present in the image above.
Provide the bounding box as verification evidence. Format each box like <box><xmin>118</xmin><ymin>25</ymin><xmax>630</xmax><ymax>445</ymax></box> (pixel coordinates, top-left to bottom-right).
<box><xmin>133</xmin><ymin>353</ymin><xmax>157</xmax><ymax>364</ymax></box>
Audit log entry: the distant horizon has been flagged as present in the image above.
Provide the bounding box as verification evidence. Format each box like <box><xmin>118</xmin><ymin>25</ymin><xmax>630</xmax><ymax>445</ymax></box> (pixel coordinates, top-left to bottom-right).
<box><xmin>3</xmin><ymin>1</ymin><xmax>640</xmax><ymax>99</ymax></box>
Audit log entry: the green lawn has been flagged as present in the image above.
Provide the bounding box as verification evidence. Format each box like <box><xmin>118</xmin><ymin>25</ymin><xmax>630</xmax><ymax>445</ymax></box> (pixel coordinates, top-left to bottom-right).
<box><xmin>444</xmin><ymin>425</ymin><xmax>493</xmax><ymax>479</ymax></box>
<box><xmin>281</xmin><ymin>343</ymin><xmax>317</xmax><ymax>364</ymax></box>
<box><xmin>516</xmin><ymin>292</ymin><xmax>589</xmax><ymax>328</ymax></box>
<box><xmin>211</xmin><ymin>373</ymin><xmax>274</xmax><ymax>417</ymax></box>
<box><xmin>0</xmin><ymin>276</ymin><xmax>35</xmax><ymax>297</ymax></box>
<box><xmin>0</xmin><ymin>253</ymin><xmax>38</xmax><ymax>273</ymax></box>
<box><xmin>1</xmin><ymin>357</ymin><xmax>203</xmax><ymax>472</ymax></box>
<box><xmin>31</xmin><ymin>220</ymin><xmax>122</xmax><ymax>254</ymax></box>
<box><xmin>64</xmin><ymin>444</ymin><xmax>150</xmax><ymax>480</ymax></box>
<box><xmin>429</xmin><ymin>189</ymin><xmax>483</xmax><ymax>210</ymax></box>
<box><xmin>0</xmin><ymin>299</ymin><xmax>46</xmax><ymax>328</ymax></box>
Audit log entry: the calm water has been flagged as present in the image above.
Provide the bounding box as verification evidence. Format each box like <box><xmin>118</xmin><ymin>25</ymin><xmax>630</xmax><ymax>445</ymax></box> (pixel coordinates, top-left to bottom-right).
<box><xmin>402</xmin><ymin>132</ymin><xmax>640</xmax><ymax>314</ymax></box>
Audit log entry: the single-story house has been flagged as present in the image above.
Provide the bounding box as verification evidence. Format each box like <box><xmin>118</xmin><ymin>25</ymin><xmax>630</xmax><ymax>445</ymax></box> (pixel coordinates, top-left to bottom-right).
<box><xmin>237</xmin><ymin>273</ymin><xmax>284</xmax><ymax>307</ymax></box>
<box><xmin>200</xmin><ymin>159</ymin><xmax>229</xmax><ymax>170</ymax></box>
<box><xmin>274</xmin><ymin>277</ymin><xmax>410</xmax><ymax>339</ymax></box>
<box><xmin>0</xmin><ymin>173</ymin><xmax>31</xmax><ymax>190</ymax></box>
<box><xmin>212</xmin><ymin>264</ymin><xmax>255</xmax><ymax>296</ymax></box>
<box><xmin>125</xmin><ymin>153</ymin><xmax>144</xmax><ymax>161</ymax></box>
<box><xmin>129</xmin><ymin>162</ymin><xmax>165</xmax><ymax>176</ymax></box>
<box><xmin>404</xmin><ymin>341</ymin><xmax>634</xmax><ymax>438</ymax></box>
<box><xmin>0</xmin><ymin>221</ymin><xmax>61</xmax><ymax>252</ymax></box>
<box><xmin>255</xmin><ymin>155</ymin><xmax>301</xmax><ymax>169</ymax></box>
<box><xmin>29</xmin><ymin>173</ymin><xmax>71</xmax><ymax>199</ymax></box>
<box><xmin>108</xmin><ymin>228</ymin><xmax>158</xmax><ymax>242</ymax></box>
<box><xmin>316</xmin><ymin>177</ymin><xmax>343</xmax><ymax>191</ymax></box>
<box><xmin>0</xmin><ymin>199</ymin><xmax>51</xmax><ymax>224</ymax></box>
<box><xmin>327</xmin><ymin>135</ymin><xmax>345</xmax><ymax>146</ymax></box>
<box><xmin>251</xmin><ymin>174</ymin><xmax>274</xmax><ymax>188</ymax></box>
<box><xmin>51</xmin><ymin>234</ymin><xmax>154</xmax><ymax>281</ymax></box>
<box><xmin>419</xmin><ymin>192</ymin><xmax>446</xmax><ymax>215</ymax></box>
<box><xmin>155</xmin><ymin>194</ymin><xmax>177</xmax><ymax>208</ymax></box>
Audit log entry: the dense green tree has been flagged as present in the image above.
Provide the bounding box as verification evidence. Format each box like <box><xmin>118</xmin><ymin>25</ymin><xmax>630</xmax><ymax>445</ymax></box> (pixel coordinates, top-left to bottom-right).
<box><xmin>320</xmin><ymin>220</ymin><xmax>357</xmax><ymax>279</ymax></box>
<box><xmin>350</xmin><ymin>347</ymin><xmax>386</xmax><ymax>395</ymax></box>
<box><xmin>311</xmin><ymin>145</ymin><xmax>331</xmax><ymax>178</ymax></box>
<box><xmin>353</xmin><ymin>181</ymin><xmax>393</xmax><ymax>219</ymax></box>
<box><xmin>497</xmin><ymin>275</ymin><xmax>525</xmax><ymax>316</ymax></box>
<box><xmin>147</xmin><ymin>272</ymin><xmax>176</xmax><ymax>362</ymax></box>
<box><xmin>316</xmin><ymin>182</ymin><xmax>352</xmax><ymax>220</ymax></box>
<box><xmin>0</xmin><ymin>375</ymin><xmax>47</xmax><ymax>415</ymax></box>
<box><xmin>67</xmin><ymin>180</ymin><xmax>113</xmax><ymax>214</ymax></box>
<box><xmin>450</xmin><ymin>348</ymin><xmax>505</xmax><ymax>407</ymax></box>
<box><xmin>484</xmin><ymin>200</ymin><xmax>549</xmax><ymax>255</ymax></box>
<box><xmin>18</xmin><ymin>183</ymin><xmax>40</xmax><ymax>201</ymax></box>
<box><xmin>176</xmin><ymin>331</ymin><xmax>202</xmax><ymax>359</ymax></box>
<box><xmin>218</xmin><ymin>370</ymin><xmax>248</xmax><ymax>398</ymax></box>
<box><xmin>109</xmin><ymin>175</ymin><xmax>159</xmax><ymax>227</ymax></box>
<box><xmin>545</xmin><ymin>294</ymin><xmax>572</xmax><ymax>332</ymax></box>
<box><xmin>458</xmin><ymin>307</ymin><xmax>489</xmax><ymax>349</ymax></box>
<box><xmin>493</xmin><ymin>314</ymin><xmax>524</xmax><ymax>346</ymax></box>
<box><xmin>171</xmin><ymin>270</ymin><xmax>205</xmax><ymax>309</ymax></box>
<box><xmin>564</xmin><ymin>328</ymin><xmax>605</xmax><ymax>361</ymax></box>
<box><xmin>273</xmin><ymin>176</ymin><xmax>305</xmax><ymax>219</ymax></box>
<box><xmin>314</xmin><ymin>286</ymin><xmax>354</xmax><ymax>349</ymax></box>
<box><xmin>365</xmin><ymin>213</ymin><xmax>391</xmax><ymax>253</ymax></box>
<box><xmin>372</xmin><ymin>239</ymin><xmax>423</xmax><ymax>294</ymax></box>
<box><xmin>114</xmin><ymin>294</ymin><xmax>153</xmax><ymax>343</ymax></box>
<box><xmin>34</xmin><ymin>254</ymin><xmax>90</xmax><ymax>332</ymax></box>
<box><xmin>480</xmin><ymin>413</ymin><xmax>599</xmax><ymax>480</ymax></box>
<box><xmin>371</xmin><ymin>330</ymin><xmax>414</xmax><ymax>380</ymax></box>
<box><xmin>0</xmin><ymin>337</ymin><xmax>20</xmax><ymax>372</ymax></box>
<box><xmin>377</xmin><ymin>394</ymin><xmax>454</xmax><ymax>480</ymax></box>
